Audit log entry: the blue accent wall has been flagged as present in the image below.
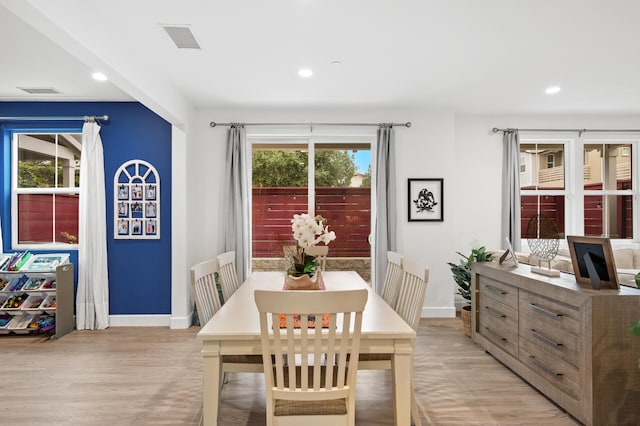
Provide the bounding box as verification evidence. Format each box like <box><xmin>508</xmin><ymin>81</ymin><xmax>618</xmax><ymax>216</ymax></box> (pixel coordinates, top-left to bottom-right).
<box><xmin>0</xmin><ymin>102</ymin><xmax>172</xmax><ymax>315</ymax></box>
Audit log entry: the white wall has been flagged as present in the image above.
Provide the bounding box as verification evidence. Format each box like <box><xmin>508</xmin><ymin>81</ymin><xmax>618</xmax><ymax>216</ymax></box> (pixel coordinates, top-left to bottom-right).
<box><xmin>189</xmin><ymin>107</ymin><xmax>459</xmax><ymax>318</ymax></box>
<box><xmin>184</xmin><ymin>110</ymin><xmax>640</xmax><ymax>320</ymax></box>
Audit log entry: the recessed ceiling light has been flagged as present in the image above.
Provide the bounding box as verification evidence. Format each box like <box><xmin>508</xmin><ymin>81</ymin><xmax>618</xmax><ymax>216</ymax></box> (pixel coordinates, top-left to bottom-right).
<box><xmin>331</xmin><ymin>60</ymin><xmax>342</xmax><ymax>66</ymax></box>
<box><xmin>545</xmin><ymin>86</ymin><xmax>561</xmax><ymax>95</ymax></box>
<box><xmin>92</xmin><ymin>72</ymin><xmax>108</xmax><ymax>81</ymax></box>
<box><xmin>298</xmin><ymin>68</ymin><xmax>313</xmax><ymax>78</ymax></box>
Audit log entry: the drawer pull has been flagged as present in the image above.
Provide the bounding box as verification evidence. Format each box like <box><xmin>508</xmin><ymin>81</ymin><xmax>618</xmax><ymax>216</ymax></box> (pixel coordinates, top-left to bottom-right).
<box><xmin>530</xmin><ymin>329</ymin><xmax>563</xmax><ymax>347</ymax></box>
<box><xmin>529</xmin><ymin>355</ymin><xmax>563</xmax><ymax>377</ymax></box>
<box><xmin>485</xmin><ymin>285</ymin><xmax>508</xmax><ymax>296</ymax></box>
<box><xmin>484</xmin><ymin>305</ymin><xmax>507</xmax><ymax>319</ymax></box>
<box><xmin>529</xmin><ymin>303</ymin><xmax>563</xmax><ymax>318</ymax></box>
<box><xmin>484</xmin><ymin>326</ymin><xmax>507</xmax><ymax>342</ymax></box>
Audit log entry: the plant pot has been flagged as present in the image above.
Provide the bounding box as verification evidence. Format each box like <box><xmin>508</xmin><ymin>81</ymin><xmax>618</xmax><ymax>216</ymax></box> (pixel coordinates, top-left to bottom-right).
<box><xmin>285</xmin><ymin>271</ymin><xmax>320</xmax><ymax>290</ymax></box>
<box><xmin>461</xmin><ymin>305</ymin><xmax>472</xmax><ymax>337</ymax></box>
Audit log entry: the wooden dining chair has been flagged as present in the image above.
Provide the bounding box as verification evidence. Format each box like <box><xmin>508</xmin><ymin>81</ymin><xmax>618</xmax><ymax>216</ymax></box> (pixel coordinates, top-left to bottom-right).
<box><xmin>303</xmin><ymin>245</ymin><xmax>329</xmax><ymax>271</ymax></box>
<box><xmin>190</xmin><ymin>259</ymin><xmax>263</xmax><ymax>386</ymax></box>
<box><xmin>190</xmin><ymin>258</ymin><xmax>222</xmax><ymax>326</ymax></box>
<box><xmin>217</xmin><ymin>251</ymin><xmax>240</xmax><ymax>303</ymax></box>
<box><xmin>254</xmin><ymin>289</ymin><xmax>368</xmax><ymax>426</ymax></box>
<box><xmin>394</xmin><ymin>259</ymin><xmax>429</xmax><ymax>331</ymax></box>
<box><xmin>358</xmin><ymin>258</ymin><xmax>429</xmax><ymax>426</ymax></box>
<box><xmin>380</xmin><ymin>251</ymin><xmax>403</xmax><ymax>308</ymax></box>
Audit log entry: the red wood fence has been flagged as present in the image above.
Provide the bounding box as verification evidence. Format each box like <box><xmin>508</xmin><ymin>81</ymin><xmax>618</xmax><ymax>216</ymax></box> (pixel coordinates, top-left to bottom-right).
<box><xmin>521</xmin><ymin>180</ymin><xmax>632</xmax><ymax>239</ymax></box>
<box><xmin>18</xmin><ymin>194</ymin><xmax>79</xmax><ymax>243</ymax></box>
<box><xmin>252</xmin><ymin>187</ymin><xmax>371</xmax><ymax>257</ymax></box>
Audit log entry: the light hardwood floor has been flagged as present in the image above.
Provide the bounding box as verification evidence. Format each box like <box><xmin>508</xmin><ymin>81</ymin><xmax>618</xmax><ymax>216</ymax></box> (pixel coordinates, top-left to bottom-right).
<box><xmin>0</xmin><ymin>318</ymin><xmax>580</xmax><ymax>425</ymax></box>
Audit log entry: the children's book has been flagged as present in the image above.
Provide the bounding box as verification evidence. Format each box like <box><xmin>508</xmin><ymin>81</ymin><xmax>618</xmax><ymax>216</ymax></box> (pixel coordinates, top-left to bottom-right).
<box><xmin>21</xmin><ymin>253</ymin><xmax>70</xmax><ymax>271</ymax></box>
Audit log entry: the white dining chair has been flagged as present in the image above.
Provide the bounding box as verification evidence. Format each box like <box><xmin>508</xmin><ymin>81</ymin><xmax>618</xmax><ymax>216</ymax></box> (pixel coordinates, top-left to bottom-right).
<box><xmin>380</xmin><ymin>251</ymin><xmax>404</xmax><ymax>308</ymax></box>
<box><xmin>305</xmin><ymin>244</ymin><xmax>329</xmax><ymax>271</ymax></box>
<box><xmin>254</xmin><ymin>289</ymin><xmax>368</xmax><ymax>426</ymax></box>
<box><xmin>190</xmin><ymin>259</ymin><xmax>263</xmax><ymax>386</ymax></box>
<box><xmin>217</xmin><ymin>251</ymin><xmax>240</xmax><ymax>303</ymax></box>
<box><xmin>359</xmin><ymin>258</ymin><xmax>429</xmax><ymax>426</ymax></box>
<box><xmin>394</xmin><ymin>259</ymin><xmax>429</xmax><ymax>331</ymax></box>
<box><xmin>190</xmin><ymin>258</ymin><xmax>222</xmax><ymax>326</ymax></box>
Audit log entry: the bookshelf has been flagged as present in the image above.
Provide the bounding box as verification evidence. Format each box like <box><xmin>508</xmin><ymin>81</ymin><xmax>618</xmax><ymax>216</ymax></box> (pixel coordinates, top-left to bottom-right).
<box><xmin>0</xmin><ymin>252</ymin><xmax>74</xmax><ymax>338</ymax></box>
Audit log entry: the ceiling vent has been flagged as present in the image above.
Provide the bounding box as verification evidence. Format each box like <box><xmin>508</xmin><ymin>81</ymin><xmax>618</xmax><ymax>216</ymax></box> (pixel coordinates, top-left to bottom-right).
<box><xmin>17</xmin><ymin>87</ymin><xmax>62</xmax><ymax>94</ymax></box>
<box><xmin>162</xmin><ymin>25</ymin><xmax>201</xmax><ymax>49</ymax></box>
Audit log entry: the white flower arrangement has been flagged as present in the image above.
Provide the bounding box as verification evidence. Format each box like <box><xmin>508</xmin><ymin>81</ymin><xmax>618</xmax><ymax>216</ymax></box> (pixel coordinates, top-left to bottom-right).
<box><xmin>288</xmin><ymin>213</ymin><xmax>336</xmax><ymax>277</ymax></box>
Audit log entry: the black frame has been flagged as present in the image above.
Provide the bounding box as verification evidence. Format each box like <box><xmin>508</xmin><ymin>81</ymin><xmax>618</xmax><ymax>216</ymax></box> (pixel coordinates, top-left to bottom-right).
<box><xmin>567</xmin><ymin>235</ymin><xmax>619</xmax><ymax>290</ymax></box>
<box><xmin>408</xmin><ymin>178</ymin><xmax>443</xmax><ymax>222</ymax></box>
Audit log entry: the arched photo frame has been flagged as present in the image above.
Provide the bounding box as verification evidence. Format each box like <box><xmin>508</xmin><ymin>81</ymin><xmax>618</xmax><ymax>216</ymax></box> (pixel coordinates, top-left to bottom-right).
<box><xmin>113</xmin><ymin>159</ymin><xmax>160</xmax><ymax>239</ymax></box>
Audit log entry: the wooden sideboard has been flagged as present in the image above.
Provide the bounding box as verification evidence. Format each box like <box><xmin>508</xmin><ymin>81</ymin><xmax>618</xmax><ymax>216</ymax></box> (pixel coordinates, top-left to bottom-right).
<box><xmin>471</xmin><ymin>262</ymin><xmax>640</xmax><ymax>426</ymax></box>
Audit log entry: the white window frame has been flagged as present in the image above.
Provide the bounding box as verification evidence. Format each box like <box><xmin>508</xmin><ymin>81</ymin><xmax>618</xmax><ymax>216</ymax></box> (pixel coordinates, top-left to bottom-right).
<box><xmin>519</xmin><ymin>132</ymin><xmax>639</xmax><ymax>251</ymax></box>
<box><xmin>519</xmin><ymin>136</ymin><xmax>573</xmax><ymax>252</ymax></box>
<box><xmin>11</xmin><ymin>132</ymin><xmax>81</xmax><ymax>250</ymax></box>
<box><xmin>580</xmin><ymin>135</ymin><xmax>639</xmax><ymax>246</ymax></box>
<box><xmin>246</xmin><ymin>127</ymin><xmax>377</xmax><ymax>273</ymax></box>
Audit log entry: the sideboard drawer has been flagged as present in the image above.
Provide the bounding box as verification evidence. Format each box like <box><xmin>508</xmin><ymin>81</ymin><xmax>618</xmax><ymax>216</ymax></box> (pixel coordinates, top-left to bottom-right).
<box><xmin>479</xmin><ymin>276</ymin><xmax>518</xmax><ymax>309</ymax></box>
<box><xmin>519</xmin><ymin>311</ymin><xmax>582</xmax><ymax>369</ymax></box>
<box><xmin>520</xmin><ymin>337</ymin><xmax>581</xmax><ymax>400</ymax></box>
<box><xmin>479</xmin><ymin>293</ymin><xmax>518</xmax><ymax>333</ymax></box>
<box><xmin>519</xmin><ymin>290</ymin><xmax>580</xmax><ymax>336</ymax></box>
<box><xmin>478</xmin><ymin>294</ymin><xmax>518</xmax><ymax>356</ymax></box>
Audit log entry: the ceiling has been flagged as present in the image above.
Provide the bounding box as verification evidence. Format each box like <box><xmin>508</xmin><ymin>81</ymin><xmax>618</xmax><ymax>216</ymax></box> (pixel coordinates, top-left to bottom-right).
<box><xmin>2</xmin><ymin>0</ymin><xmax>640</xmax><ymax>126</ymax></box>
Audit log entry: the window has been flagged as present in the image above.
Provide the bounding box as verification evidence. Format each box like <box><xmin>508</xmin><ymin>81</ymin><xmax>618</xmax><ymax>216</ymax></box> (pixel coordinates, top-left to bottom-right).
<box><xmin>583</xmin><ymin>143</ymin><xmax>633</xmax><ymax>239</ymax></box>
<box><xmin>520</xmin><ymin>142</ymin><xmax>566</xmax><ymax>239</ymax></box>
<box><xmin>519</xmin><ymin>135</ymin><xmax>637</xmax><ymax>245</ymax></box>
<box><xmin>12</xmin><ymin>132</ymin><xmax>81</xmax><ymax>248</ymax></box>
<box><xmin>249</xmin><ymin>134</ymin><xmax>374</xmax><ymax>280</ymax></box>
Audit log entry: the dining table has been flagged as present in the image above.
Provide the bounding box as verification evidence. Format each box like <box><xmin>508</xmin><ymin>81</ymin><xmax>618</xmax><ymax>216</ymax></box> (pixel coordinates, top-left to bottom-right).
<box><xmin>197</xmin><ymin>270</ymin><xmax>417</xmax><ymax>426</ymax></box>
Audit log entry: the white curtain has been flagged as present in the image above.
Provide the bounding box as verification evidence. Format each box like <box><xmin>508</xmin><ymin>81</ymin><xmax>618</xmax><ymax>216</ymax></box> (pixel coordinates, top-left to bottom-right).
<box><xmin>501</xmin><ymin>130</ymin><xmax>521</xmax><ymax>251</ymax></box>
<box><xmin>224</xmin><ymin>124</ymin><xmax>250</xmax><ymax>283</ymax></box>
<box><xmin>76</xmin><ymin>121</ymin><xmax>109</xmax><ymax>330</ymax></box>
<box><xmin>374</xmin><ymin>124</ymin><xmax>397</xmax><ymax>294</ymax></box>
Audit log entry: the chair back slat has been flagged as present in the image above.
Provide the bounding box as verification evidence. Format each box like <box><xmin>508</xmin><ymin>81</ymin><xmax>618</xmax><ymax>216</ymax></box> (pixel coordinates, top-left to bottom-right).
<box><xmin>305</xmin><ymin>245</ymin><xmax>329</xmax><ymax>271</ymax></box>
<box><xmin>190</xmin><ymin>259</ymin><xmax>222</xmax><ymax>325</ymax></box>
<box><xmin>381</xmin><ymin>251</ymin><xmax>403</xmax><ymax>307</ymax></box>
<box><xmin>255</xmin><ymin>289</ymin><xmax>367</xmax><ymax>409</ymax></box>
<box><xmin>217</xmin><ymin>251</ymin><xmax>240</xmax><ymax>303</ymax></box>
<box><xmin>395</xmin><ymin>259</ymin><xmax>429</xmax><ymax>331</ymax></box>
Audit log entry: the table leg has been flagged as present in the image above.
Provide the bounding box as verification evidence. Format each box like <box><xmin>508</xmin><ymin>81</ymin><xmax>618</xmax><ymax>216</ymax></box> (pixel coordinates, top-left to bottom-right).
<box><xmin>392</xmin><ymin>340</ymin><xmax>413</xmax><ymax>426</ymax></box>
<box><xmin>202</xmin><ymin>342</ymin><xmax>222</xmax><ymax>426</ymax></box>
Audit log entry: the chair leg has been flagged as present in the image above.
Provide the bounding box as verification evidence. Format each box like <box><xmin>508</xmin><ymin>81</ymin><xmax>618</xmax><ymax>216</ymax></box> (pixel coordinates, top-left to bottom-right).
<box><xmin>411</xmin><ymin>387</ymin><xmax>421</xmax><ymax>426</ymax></box>
<box><xmin>223</xmin><ymin>371</ymin><xmax>229</xmax><ymax>384</ymax></box>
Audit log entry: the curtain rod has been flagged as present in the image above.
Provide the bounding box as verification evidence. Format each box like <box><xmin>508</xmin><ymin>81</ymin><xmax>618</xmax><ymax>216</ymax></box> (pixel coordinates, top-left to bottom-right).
<box><xmin>210</xmin><ymin>121</ymin><xmax>411</xmax><ymax>128</ymax></box>
<box><xmin>0</xmin><ymin>115</ymin><xmax>109</xmax><ymax>122</ymax></box>
<box><xmin>492</xmin><ymin>127</ymin><xmax>640</xmax><ymax>135</ymax></box>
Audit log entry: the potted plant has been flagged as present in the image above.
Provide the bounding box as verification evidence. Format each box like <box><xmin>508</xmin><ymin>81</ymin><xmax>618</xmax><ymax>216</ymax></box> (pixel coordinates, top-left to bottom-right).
<box><xmin>448</xmin><ymin>246</ymin><xmax>493</xmax><ymax>337</ymax></box>
<box><xmin>285</xmin><ymin>213</ymin><xmax>336</xmax><ymax>289</ymax></box>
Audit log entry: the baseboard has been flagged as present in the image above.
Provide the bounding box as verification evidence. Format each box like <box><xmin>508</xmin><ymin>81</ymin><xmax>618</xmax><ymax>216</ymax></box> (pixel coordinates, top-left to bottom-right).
<box><xmin>421</xmin><ymin>306</ymin><xmax>456</xmax><ymax>318</ymax></box>
<box><xmin>109</xmin><ymin>314</ymin><xmax>171</xmax><ymax>327</ymax></box>
<box><xmin>170</xmin><ymin>313</ymin><xmax>193</xmax><ymax>329</ymax></box>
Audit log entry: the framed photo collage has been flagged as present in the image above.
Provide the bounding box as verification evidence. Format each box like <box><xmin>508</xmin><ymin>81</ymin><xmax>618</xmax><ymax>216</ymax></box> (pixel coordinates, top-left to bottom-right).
<box><xmin>113</xmin><ymin>159</ymin><xmax>160</xmax><ymax>239</ymax></box>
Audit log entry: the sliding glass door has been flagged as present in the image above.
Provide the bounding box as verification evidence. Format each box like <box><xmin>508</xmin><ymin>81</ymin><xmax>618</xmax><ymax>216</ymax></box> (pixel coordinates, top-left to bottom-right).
<box><xmin>250</xmin><ymin>138</ymin><xmax>372</xmax><ymax>281</ymax></box>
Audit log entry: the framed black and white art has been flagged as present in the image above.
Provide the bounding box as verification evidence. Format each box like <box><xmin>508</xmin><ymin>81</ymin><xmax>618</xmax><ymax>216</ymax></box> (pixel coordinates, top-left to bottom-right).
<box><xmin>408</xmin><ymin>178</ymin><xmax>443</xmax><ymax>222</ymax></box>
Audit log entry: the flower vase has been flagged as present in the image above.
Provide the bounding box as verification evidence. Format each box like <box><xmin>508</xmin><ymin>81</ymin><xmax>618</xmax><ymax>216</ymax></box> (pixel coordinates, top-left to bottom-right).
<box><xmin>285</xmin><ymin>271</ymin><xmax>320</xmax><ymax>290</ymax></box>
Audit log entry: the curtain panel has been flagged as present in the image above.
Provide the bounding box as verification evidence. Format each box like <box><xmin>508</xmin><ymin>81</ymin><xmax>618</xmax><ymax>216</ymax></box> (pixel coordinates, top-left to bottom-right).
<box><xmin>76</xmin><ymin>121</ymin><xmax>110</xmax><ymax>330</ymax></box>
<box><xmin>224</xmin><ymin>125</ymin><xmax>250</xmax><ymax>283</ymax></box>
<box><xmin>501</xmin><ymin>130</ymin><xmax>521</xmax><ymax>251</ymax></box>
<box><xmin>374</xmin><ymin>125</ymin><xmax>397</xmax><ymax>293</ymax></box>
